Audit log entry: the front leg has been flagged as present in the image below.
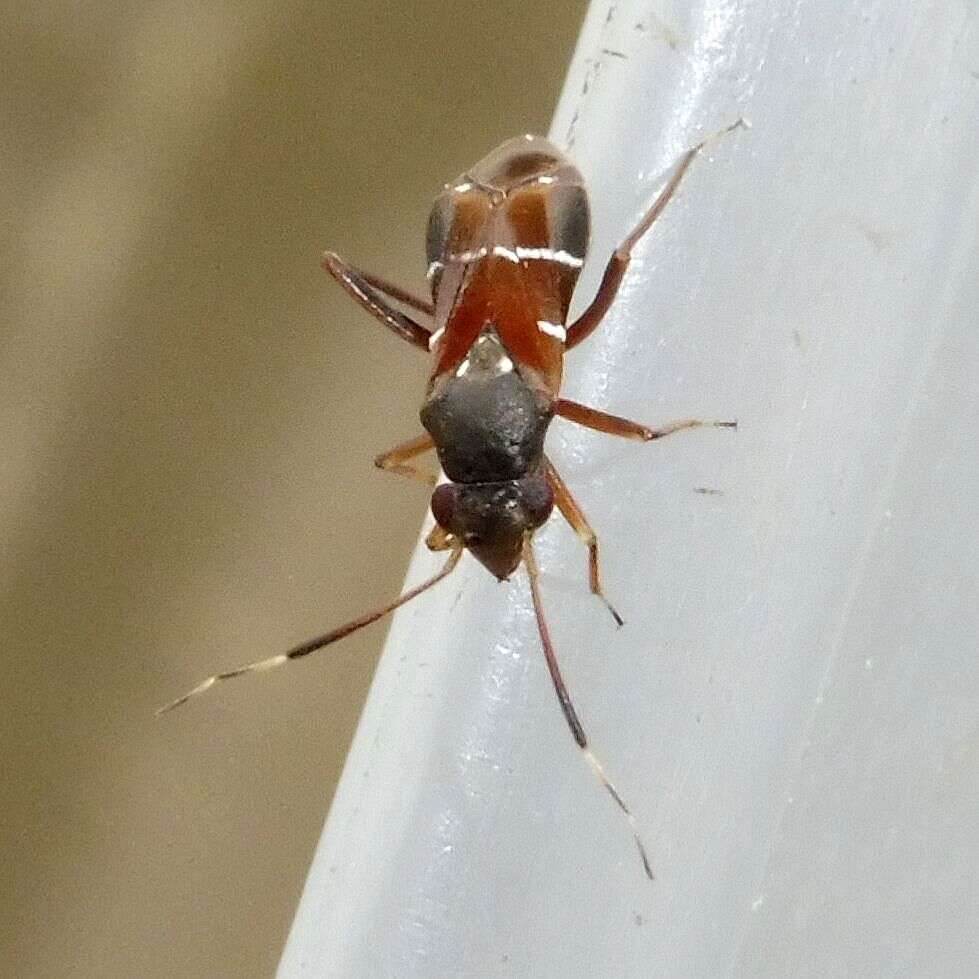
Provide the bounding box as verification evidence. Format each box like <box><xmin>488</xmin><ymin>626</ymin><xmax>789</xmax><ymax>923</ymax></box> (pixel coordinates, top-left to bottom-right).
<box><xmin>555</xmin><ymin>399</ymin><xmax>736</xmax><ymax>441</ymax></box>
<box><xmin>374</xmin><ymin>433</ymin><xmax>436</xmax><ymax>486</ymax></box>
<box><xmin>425</xmin><ymin>524</ymin><xmax>457</xmax><ymax>552</ymax></box>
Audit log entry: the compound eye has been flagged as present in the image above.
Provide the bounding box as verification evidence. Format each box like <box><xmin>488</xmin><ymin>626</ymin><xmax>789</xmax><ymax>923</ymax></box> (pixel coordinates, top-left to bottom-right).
<box><xmin>430</xmin><ymin>483</ymin><xmax>459</xmax><ymax>531</ymax></box>
<box><xmin>521</xmin><ymin>477</ymin><xmax>554</xmax><ymax>528</ymax></box>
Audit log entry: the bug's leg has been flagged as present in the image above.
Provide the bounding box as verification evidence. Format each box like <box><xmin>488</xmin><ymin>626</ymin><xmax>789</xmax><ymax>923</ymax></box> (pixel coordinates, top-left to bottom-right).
<box><xmin>157</xmin><ymin>547</ymin><xmax>463</xmax><ymax>714</ymax></box>
<box><xmin>544</xmin><ymin>457</ymin><xmax>622</xmax><ymax>627</ymax></box>
<box><xmin>375</xmin><ymin>433</ymin><xmax>437</xmax><ymax>486</ymax></box>
<box><xmin>556</xmin><ymin>399</ymin><xmax>737</xmax><ymax>441</ymax></box>
<box><xmin>355</xmin><ymin>270</ymin><xmax>434</xmax><ymax>317</ymax></box>
<box><xmin>522</xmin><ymin>537</ymin><xmax>653</xmax><ymax>880</ymax></box>
<box><xmin>322</xmin><ymin>251</ymin><xmax>432</xmax><ymax>350</ymax></box>
<box><xmin>565</xmin><ymin>119</ymin><xmax>746</xmax><ymax>350</ymax></box>
<box><xmin>425</xmin><ymin>524</ymin><xmax>457</xmax><ymax>552</ymax></box>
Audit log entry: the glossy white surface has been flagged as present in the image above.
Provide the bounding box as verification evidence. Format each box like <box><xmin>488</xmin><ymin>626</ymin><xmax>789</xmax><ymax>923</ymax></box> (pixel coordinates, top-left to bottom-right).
<box><xmin>281</xmin><ymin>1</ymin><xmax>978</xmax><ymax>975</ymax></box>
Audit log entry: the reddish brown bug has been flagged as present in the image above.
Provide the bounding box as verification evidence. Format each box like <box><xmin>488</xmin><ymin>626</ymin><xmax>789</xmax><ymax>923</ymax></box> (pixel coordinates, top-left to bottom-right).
<box><xmin>160</xmin><ymin>122</ymin><xmax>744</xmax><ymax>878</ymax></box>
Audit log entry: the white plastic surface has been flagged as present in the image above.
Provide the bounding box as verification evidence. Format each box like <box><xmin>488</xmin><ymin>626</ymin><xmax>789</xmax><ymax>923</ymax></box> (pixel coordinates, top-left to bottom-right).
<box><xmin>280</xmin><ymin>2</ymin><xmax>978</xmax><ymax>976</ymax></box>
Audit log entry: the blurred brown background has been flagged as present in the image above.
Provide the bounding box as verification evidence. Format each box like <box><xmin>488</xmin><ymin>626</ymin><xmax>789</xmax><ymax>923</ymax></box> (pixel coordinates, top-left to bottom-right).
<box><xmin>0</xmin><ymin>3</ymin><xmax>586</xmax><ymax>976</ymax></box>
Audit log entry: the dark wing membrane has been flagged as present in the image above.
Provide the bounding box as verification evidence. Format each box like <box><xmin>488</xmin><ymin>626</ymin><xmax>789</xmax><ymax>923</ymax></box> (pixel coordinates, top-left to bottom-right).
<box><xmin>466</xmin><ymin>135</ymin><xmax>573</xmax><ymax>193</ymax></box>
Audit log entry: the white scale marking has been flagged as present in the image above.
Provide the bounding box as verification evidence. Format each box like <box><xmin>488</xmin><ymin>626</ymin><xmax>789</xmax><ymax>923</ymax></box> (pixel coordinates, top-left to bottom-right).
<box><xmin>536</xmin><ymin>320</ymin><xmax>567</xmax><ymax>341</ymax></box>
<box><xmin>492</xmin><ymin>245</ymin><xmax>583</xmax><ymax>267</ymax></box>
<box><xmin>428</xmin><ymin>245</ymin><xmax>582</xmax><ymax>279</ymax></box>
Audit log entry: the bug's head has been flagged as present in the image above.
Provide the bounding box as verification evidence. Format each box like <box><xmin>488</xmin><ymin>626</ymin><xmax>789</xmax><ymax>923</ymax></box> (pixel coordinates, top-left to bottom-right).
<box><xmin>430</xmin><ymin>475</ymin><xmax>553</xmax><ymax>580</ymax></box>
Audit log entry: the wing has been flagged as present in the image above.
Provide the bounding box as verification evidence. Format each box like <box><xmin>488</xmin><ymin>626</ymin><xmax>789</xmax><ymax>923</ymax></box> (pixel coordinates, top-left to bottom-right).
<box><xmin>425</xmin><ymin>136</ymin><xmax>591</xmax><ymax>395</ymax></box>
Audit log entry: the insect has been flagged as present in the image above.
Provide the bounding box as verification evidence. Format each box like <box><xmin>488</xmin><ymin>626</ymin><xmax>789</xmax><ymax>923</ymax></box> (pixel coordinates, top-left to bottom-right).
<box><xmin>160</xmin><ymin>121</ymin><xmax>744</xmax><ymax>878</ymax></box>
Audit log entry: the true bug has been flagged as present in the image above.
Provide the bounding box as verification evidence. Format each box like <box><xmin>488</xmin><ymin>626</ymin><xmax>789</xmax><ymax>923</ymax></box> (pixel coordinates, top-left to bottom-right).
<box><xmin>160</xmin><ymin>121</ymin><xmax>744</xmax><ymax>878</ymax></box>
